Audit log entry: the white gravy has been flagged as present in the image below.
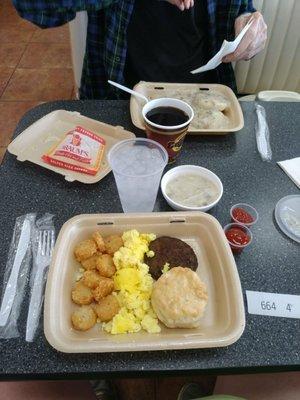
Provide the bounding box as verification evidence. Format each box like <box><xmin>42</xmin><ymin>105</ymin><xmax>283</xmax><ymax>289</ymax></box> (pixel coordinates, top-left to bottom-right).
<box><xmin>166</xmin><ymin>174</ymin><xmax>219</xmax><ymax>207</ymax></box>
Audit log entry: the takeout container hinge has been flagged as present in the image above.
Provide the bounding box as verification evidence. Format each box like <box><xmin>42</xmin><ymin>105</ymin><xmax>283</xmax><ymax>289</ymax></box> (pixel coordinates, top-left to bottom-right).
<box><xmin>169</xmin><ymin>218</ymin><xmax>186</xmax><ymax>224</ymax></box>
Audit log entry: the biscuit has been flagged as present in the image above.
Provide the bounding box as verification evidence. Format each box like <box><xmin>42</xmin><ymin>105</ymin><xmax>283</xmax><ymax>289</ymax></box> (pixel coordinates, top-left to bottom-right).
<box><xmin>196</xmin><ymin>109</ymin><xmax>230</xmax><ymax>130</ymax></box>
<box><xmin>151</xmin><ymin>267</ymin><xmax>208</xmax><ymax>328</ymax></box>
<box><xmin>193</xmin><ymin>92</ymin><xmax>230</xmax><ymax>112</ymax></box>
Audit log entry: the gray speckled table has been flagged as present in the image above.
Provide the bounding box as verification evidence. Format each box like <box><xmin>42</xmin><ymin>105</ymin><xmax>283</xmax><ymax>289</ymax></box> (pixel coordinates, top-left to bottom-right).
<box><xmin>0</xmin><ymin>101</ymin><xmax>299</xmax><ymax>380</ymax></box>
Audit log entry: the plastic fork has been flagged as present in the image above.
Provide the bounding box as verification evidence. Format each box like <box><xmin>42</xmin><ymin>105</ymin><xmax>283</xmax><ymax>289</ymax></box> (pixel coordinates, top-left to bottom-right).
<box><xmin>26</xmin><ymin>229</ymin><xmax>55</xmax><ymax>342</ymax></box>
<box><xmin>36</xmin><ymin>230</ymin><xmax>55</xmax><ymax>268</ymax></box>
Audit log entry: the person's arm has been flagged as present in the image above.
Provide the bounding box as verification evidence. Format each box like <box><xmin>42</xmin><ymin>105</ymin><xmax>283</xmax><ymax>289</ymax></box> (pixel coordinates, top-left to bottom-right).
<box><xmin>223</xmin><ymin>1</ymin><xmax>267</xmax><ymax>63</ymax></box>
<box><xmin>12</xmin><ymin>0</ymin><xmax>117</xmax><ymax>28</ymax></box>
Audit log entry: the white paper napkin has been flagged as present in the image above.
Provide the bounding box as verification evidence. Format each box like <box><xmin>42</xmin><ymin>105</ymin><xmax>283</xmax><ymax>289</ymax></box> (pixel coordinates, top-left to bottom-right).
<box><xmin>191</xmin><ymin>18</ymin><xmax>254</xmax><ymax>74</ymax></box>
<box><xmin>278</xmin><ymin>157</ymin><xmax>300</xmax><ymax>189</ymax></box>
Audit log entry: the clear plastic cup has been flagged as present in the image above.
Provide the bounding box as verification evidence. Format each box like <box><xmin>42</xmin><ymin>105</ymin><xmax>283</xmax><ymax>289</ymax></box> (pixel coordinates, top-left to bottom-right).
<box><xmin>223</xmin><ymin>223</ymin><xmax>253</xmax><ymax>254</ymax></box>
<box><xmin>108</xmin><ymin>138</ymin><xmax>168</xmax><ymax>213</ymax></box>
<box><xmin>230</xmin><ymin>203</ymin><xmax>259</xmax><ymax>227</ymax></box>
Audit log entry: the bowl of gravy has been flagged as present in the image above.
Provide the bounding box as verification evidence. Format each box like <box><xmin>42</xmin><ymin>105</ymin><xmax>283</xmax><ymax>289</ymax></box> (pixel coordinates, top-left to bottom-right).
<box><xmin>161</xmin><ymin>165</ymin><xmax>223</xmax><ymax>212</ymax></box>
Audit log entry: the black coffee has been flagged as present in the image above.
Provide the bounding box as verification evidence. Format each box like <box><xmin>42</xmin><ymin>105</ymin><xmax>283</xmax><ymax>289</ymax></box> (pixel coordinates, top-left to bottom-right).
<box><xmin>146</xmin><ymin>107</ymin><xmax>189</xmax><ymax>126</ymax></box>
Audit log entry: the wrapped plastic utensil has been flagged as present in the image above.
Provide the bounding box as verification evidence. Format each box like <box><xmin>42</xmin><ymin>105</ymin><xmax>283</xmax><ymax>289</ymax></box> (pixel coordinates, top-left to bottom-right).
<box><xmin>255</xmin><ymin>103</ymin><xmax>272</xmax><ymax>162</ymax></box>
<box><xmin>0</xmin><ymin>214</ymin><xmax>36</xmax><ymax>339</ymax></box>
<box><xmin>191</xmin><ymin>17</ymin><xmax>254</xmax><ymax>74</ymax></box>
<box><xmin>26</xmin><ymin>214</ymin><xmax>55</xmax><ymax>342</ymax></box>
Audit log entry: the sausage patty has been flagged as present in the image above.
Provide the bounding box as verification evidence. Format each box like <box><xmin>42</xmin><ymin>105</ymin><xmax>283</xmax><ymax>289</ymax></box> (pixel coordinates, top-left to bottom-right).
<box><xmin>145</xmin><ymin>236</ymin><xmax>198</xmax><ymax>280</ymax></box>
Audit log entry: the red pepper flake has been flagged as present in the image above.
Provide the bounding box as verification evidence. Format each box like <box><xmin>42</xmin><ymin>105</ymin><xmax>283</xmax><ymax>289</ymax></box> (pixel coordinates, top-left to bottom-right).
<box><xmin>232</xmin><ymin>207</ymin><xmax>254</xmax><ymax>224</ymax></box>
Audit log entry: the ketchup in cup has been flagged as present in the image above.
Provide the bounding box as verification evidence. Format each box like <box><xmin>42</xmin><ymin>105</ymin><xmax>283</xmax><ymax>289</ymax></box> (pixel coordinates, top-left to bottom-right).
<box><xmin>224</xmin><ymin>223</ymin><xmax>252</xmax><ymax>254</ymax></box>
<box><xmin>230</xmin><ymin>203</ymin><xmax>258</xmax><ymax>227</ymax></box>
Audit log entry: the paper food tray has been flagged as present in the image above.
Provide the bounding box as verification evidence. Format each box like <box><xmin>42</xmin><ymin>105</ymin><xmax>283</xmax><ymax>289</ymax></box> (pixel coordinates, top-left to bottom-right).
<box><xmin>130</xmin><ymin>82</ymin><xmax>244</xmax><ymax>135</ymax></box>
<box><xmin>8</xmin><ymin>110</ymin><xmax>136</xmax><ymax>184</ymax></box>
<box><xmin>44</xmin><ymin>212</ymin><xmax>245</xmax><ymax>353</ymax></box>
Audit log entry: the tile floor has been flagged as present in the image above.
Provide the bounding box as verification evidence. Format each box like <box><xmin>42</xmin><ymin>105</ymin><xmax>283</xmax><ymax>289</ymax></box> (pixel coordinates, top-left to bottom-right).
<box><xmin>0</xmin><ymin>0</ymin><xmax>75</xmax><ymax>164</ymax></box>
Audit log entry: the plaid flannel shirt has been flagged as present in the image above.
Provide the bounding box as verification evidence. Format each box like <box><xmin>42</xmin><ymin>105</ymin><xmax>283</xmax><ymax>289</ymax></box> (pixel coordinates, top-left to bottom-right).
<box><xmin>13</xmin><ymin>0</ymin><xmax>255</xmax><ymax>99</ymax></box>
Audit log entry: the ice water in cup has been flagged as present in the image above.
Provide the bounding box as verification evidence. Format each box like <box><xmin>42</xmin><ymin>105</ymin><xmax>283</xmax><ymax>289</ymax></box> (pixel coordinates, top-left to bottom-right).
<box><xmin>108</xmin><ymin>138</ymin><xmax>168</xmax><ymax>213</ymax></box>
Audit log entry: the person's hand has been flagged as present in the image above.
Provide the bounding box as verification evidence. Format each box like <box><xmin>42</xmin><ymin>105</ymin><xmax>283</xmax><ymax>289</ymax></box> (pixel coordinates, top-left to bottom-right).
<box><xmin>165</xmin><ymin>0</ymin><xmax>194</xmax><ymax>11</ymax></box>
<box><xmin>223</xmin><ymin>11</ymin><xmax>267</xmax><ymax>63</ymax></box>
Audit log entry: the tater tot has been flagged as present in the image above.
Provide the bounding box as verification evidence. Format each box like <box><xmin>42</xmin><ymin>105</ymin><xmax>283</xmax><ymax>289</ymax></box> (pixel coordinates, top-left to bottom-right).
<box><xmin>105</xmin><ymin>235</ymin><xmax>123</xmax><ymax>255</ymax></box>
<box><xmin>81</xmin><ymin>253</ymin><xmax>102</xmax><ymax>270</ymax></box>
<box><xmin>96</xmin><ymin>254</ymin><xmax>116</xmax><ymax>278</ymax></box>
<box><xmin>71</xmin><ymin>281</ymin><xmax>94</xmax><ymax>305</ymax></box>
<box><xmin>92</xmin><ymin>231</ymin><xmax>106</xmax><ymax>252</ymax></box>
<box><xmin>82</xmin><ymin>270</ymin><xmax>102</xmax><ymax>289</ymax></box>
<box><xmin>93</xmin><ymin>295</ymin><xmax>120</xmax><ymax>322</ymax></box>
<box><xmin>92</xmin><ymin>277</ymin><xmax>114</xmax><ymax>302</ymax></box>
<box><xmin>74</xmin><ymin>239</ymin><xmax>97</xmax><ymax>262</ymax></box>
<box><xmin>71</xmin><ymin>306</ymin><xmax>97</xmax><ymax>331</ymax></box>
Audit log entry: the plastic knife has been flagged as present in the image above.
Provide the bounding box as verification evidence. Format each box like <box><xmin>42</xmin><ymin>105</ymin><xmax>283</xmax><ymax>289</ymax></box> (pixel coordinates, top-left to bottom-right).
<box><xmin>0</xmin><ymin>219</ymin><xmax>31</xmax><ymax>326</ymax></box>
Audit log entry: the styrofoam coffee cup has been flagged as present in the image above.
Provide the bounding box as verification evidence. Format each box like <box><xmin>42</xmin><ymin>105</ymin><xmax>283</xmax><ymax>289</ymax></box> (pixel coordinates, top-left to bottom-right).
<box><xmin>142</xmin><ymin>98</ymin><xmax>194</xmax><ymax>163</ymax></box>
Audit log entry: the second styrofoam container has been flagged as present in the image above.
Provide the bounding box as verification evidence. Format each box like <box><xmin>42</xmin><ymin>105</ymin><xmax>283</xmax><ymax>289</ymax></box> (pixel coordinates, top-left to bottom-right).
<box><xmin>8</xmin><ymin>110</ymin><xmax>136</xmax><ymax>184</ymax></box>
<box><xmin>130</xmin><ymin>82</ymin><xmax>244</xmax><ymax>135</ymax></box>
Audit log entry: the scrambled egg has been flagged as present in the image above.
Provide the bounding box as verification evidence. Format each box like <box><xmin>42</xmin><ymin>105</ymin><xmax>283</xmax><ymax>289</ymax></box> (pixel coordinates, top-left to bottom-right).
<box><xmin>162</xmin><ymin>263</ymin><xmax>170</xmax><ymax>274</ymax></box>
<box><xmin>103</xmin><ymin>230</ymin><xmax>161</xmax><ymax>334</ymax></box>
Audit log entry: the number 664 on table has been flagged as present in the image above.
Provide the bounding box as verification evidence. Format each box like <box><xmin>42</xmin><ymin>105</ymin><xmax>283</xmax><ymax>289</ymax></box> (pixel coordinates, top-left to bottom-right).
<box><xmin>246</xmin><ymin>290</ymin><xmax>300</xmax><ymax>319</ymax></box>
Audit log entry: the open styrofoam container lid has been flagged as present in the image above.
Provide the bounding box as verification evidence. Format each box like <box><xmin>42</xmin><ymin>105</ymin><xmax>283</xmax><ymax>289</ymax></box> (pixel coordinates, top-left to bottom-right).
<box><xmin>8</xmin><ymin>110</ymin><xmax>136</xmax><ymax>184</ymax></box>
<box><xmin>258</xmin><ymin>91</ymin><xmax>300</xmax><ymax>102</ymax></box>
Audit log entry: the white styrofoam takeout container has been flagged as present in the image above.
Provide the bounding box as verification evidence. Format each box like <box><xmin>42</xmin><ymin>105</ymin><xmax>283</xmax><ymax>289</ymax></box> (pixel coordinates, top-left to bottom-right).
<box><xmin>44</xmin><ymin>212</ymin><xmax>245</xmax><ymax>353</ymax></box>
<box><xmin>130</xmin><ymin>82</ymin><xmax>244</xmax><ymax>135</ymax></box>
<box><xmin>8</xmin><ymin>110</ymin><xmax>136</xmax><ymax>184</ymax></box>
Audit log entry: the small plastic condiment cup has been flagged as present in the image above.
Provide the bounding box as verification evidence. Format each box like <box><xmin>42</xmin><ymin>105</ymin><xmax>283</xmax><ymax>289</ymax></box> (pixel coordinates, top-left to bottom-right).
<box><xmin>230</xmin><ymin>203</ymin><xmax>259</xmax><ymax>227</ymax></box>
<box><xmin>223</xmin><ymin>223</ymin><xmax>253</xmax><ymax>254</ymax></box>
